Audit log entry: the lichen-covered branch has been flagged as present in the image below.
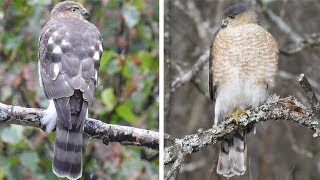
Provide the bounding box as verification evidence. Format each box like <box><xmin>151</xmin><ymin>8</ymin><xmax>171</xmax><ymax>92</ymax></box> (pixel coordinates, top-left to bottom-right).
<box><xmin>0</xmin><ymin>102</ymin><xmax>159</xmax><ymax>150</ymax></box>
<box><xmin>164</xmin><ymin>95</ymin><xmax>320</xmax><ymax>179</ymax></box>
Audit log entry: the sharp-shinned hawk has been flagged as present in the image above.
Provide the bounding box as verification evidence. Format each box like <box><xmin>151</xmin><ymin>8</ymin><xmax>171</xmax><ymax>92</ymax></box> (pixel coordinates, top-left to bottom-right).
<box><xmin>209</xmin><ymin>4</ymin><xmax>278</xmax><ymax>177</ymax></box>
<box><xmin>38</xmin><ymin>1</ymin><xmax>102</xmax><ymax>179</ymax></box>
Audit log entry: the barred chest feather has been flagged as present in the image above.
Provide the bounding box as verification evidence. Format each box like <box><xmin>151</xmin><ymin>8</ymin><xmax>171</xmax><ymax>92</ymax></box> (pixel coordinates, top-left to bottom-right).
<box><xmin>212</xmin><ymin>23</ymin><xmax>278</xmax><ymax>87</ymax></box>
<box><xmin>212</xmin><ymin>23</ymin><xmax>278</xmax><ymax>124</ymax></box>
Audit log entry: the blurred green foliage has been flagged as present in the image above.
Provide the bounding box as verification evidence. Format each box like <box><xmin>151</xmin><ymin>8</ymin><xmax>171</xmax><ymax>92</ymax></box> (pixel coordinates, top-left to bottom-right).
<box><xmin>0</xmin><ymin>0</ymin><xmax>159</xmax><ymax>179</ymax></box>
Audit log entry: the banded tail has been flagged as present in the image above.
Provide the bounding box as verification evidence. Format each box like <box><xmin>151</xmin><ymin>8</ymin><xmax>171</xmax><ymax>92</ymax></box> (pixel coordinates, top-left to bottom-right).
<box><xmin>217</xmin><ymin>129</ymin><xmax>247</xmax><ymax>177</ymax></box>
<box><xmin>52</xmin><ymin>90</ymin><xmax>87</xmax><ymax>179</ymax></box>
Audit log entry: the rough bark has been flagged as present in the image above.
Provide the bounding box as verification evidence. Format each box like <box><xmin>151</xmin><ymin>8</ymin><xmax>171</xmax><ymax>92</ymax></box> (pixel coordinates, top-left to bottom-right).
<box><xmin>0</xmin><ymin>102</ymin><xmax>159</xmax><ymax>150</ymax></box>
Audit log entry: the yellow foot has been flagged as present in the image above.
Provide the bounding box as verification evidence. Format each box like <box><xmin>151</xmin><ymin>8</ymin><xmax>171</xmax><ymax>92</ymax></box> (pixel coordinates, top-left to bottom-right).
<box><xmin>234</xmin><ymin>108</ymin><xmax>245</xmax><ymax>125</ymax></box>
<box><xmin>225</xmin><ymin>108</ymin><xmax>245</xmax><ymax>125</ymax></box>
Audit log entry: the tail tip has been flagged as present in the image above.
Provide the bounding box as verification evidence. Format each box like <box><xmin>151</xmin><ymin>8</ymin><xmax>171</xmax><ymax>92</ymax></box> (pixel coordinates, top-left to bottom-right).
<box><xmin>231</xmin><ymin>166</ymin><xmax>246</xmax><ymax>176</ymax></box>
<box><xmin>52</xmin><ymin>166</ymin><xmax>82</xmax><ymax>180</ymax></box>
<box><xmin>217</xmin><ymin>168</ymin><xmax>246</xmax><ymax>177</ymax></box>
<box><xmin>52</xmin><ymin>157</ymin><xmax>82</xmax><ymax>180</ymax></box>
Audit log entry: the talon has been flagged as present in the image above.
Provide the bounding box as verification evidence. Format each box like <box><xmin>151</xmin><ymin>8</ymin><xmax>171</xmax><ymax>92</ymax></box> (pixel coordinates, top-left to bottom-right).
<box><xmin>224</xmin><ymin>108</ymin><xmax>245</xmax><ymax>125</ymax></box>
<box><xmin>234</xmin><ymin>108</ymin><xmax>244</xmax><ymax>125</ymax></box>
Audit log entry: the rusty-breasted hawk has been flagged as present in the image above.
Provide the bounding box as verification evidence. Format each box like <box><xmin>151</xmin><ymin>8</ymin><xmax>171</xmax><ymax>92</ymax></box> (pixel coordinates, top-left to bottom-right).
<box><xmin>209</xmin><ymin>4</ymin><xmax>278</xmax><ymax>177</ymax></box>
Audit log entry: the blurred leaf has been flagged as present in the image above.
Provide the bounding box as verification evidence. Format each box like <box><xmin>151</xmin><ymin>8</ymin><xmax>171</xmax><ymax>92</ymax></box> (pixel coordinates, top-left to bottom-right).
<box><xmin>44</xmin><ymin>171</ymin><xmax>58</xmax><ymax>180</ymax></box>
<box><xmin>121</xmin><ymin>62</ymin><xmax>132</xmax><ymax>79</ymax></box>
<box><xmin>137</xmin><ymin>24</ymin><xmax>156</xmax><ymax>49</ymax></box>
<box><xmin>137</xmin><ymin>51</ymin><xmax>158</xmax><ymax>73</ymax></box>
<box><xmin>106</xmin><ymin>59</ymin><xmax>121</xmax><ymax>75</ymax></box>
<box><xmin>109</xmin><ymin>114</ymin><xmax>120</xmax><ymax>124</ymax></box>
<box><xmin>27</xmin><ymin>0</ymin><xmax>51</xmax><ymax>6</ymax></box>
<box><xmin>119</xmin><ymin>157</ymin><xmax>145</xmax><ymax>178</ymax></box>
<box><xmin>0</xmin><ymin>157</ymin><xmax>9</xmax><ymax>178</ymax></box>
<box><xmin>41</xmin><ymin>158</ymin><xmax>51</xmax><ymax>170</ymax></box>
<box><xmin>143</xmin><ymin>75</ymin><xmax>155</xmax><ymax>94</ymax></box>
<box><xmin>7</xmin><ymin>156</ymin><xmax>19</xmax><ymax>165</ymax></box>
<box><xmin>101</xmin><ymin>88</ymin><xmax>117</xmax><ymax>111</ymax></box>
<box><xmin>100</xmin><ymin>50</ymin><xmax>117</xmax><ymax>71</ymax></box>
<box><xmin>131</xmin><ymin>91</ymin><xmax>145</xmax><ymax>108</ymax></box>
<box><xmin>26</xmin><ymin>90</ymin><xmax>36</xmax><ymax>101</ymax></box>
<box><xmin>0</xmin><ymin>11</ymin><xmax>4</xmax><ymax>20</ymax></box>
<box><xmin>122</xmin><ymin>5</ymin><xmax>140</xmax><ymax>28</ymax></box>
<box><xmin>132</xmin><ymin>0</ymin><xmax>145</xmax><ymax>10</ymax></box>
<box><xmin>0</xmin><ymin>86</ymin><xmax>12</xmax><ymax>101</ymax></box>
<box><xmin>8</xmin><ymin>164</ymin><xmax>23</xmax><ymax>180</ymax></box>
<box><xmin>4</xmin><ymin>37</ymin><xmax>22</xmax><ymax>52</ymax></box>
<box><xmin>115</xmin><ymin>102</ymin><xmax>138</xmax><ymax>123</ymax></box>
<box><xmin>20</xmin><ymin>151</ymin><xmax>39</xmax><ymax>173</ymax></box>
<box><xmin>0</xmin><ymin>125</ymin><xmax>23</xmax><ymax>145</ymax></box>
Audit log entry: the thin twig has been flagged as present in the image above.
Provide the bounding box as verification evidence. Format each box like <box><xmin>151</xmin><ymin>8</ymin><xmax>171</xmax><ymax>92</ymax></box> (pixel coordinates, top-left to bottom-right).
<box><xmin>264</xmin><ymin>9</ymin><xmax>303</xmax><ymax>43</ymax></box>
<box><xmin>254</xmin><ymin>0</ymin><xmax>320</xmax><ymax>55</ymax></box>
<box><xmin>280</xmin><ymin>33</ymin><xmax>320</xmax><ymax>55</ymax></box>
<box><xmin>180</xmin><ymin>159</ymin><xmax>207</xmax><ymax>173</ymax></box>
<box><xmin>171</xmin><ymin>50</ymin><xmax>209</xmax><ymax>91</ymax></box>
<box><xmin>285</xmin><ymin>123</ymin><xmax>313</xmax><ymax>158</ymax></box>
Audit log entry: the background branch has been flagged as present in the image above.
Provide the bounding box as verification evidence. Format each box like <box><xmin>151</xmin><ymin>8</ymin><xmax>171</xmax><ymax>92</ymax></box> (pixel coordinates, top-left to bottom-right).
<box><xmin>0</xmin><ymin>102</ymin><xmax>159</xmax><ymax>150</ymax></box>
<box><xmin>299</xmin><ymin>74</ymin><xmax>320</xmax><ymax>119</ymax></box>
<box><xmin>164</xmin><ymin>0</ymin><xmax>173</xmax><ymax>126</ymax></box>
<box><xmin>254</xmin><ymin>0</ymin><xmax>320</xmax><ymax>55</ymax></box>
<box><xmin>280</xmin><ymin>33</ymin><xmax>320</xmax><ymax>55</ymax></box>
<box><xmin>171</xmin><ymin>50</ymin><xmax>209</xmax><ymax>91</ymax></box>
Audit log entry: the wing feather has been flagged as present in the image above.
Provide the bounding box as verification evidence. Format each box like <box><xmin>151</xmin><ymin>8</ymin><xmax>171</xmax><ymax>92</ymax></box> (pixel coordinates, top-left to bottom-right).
<box><xmin>38</xmin><ymin>18</ymin><xmax>102</xmax><ymax>104</ymax></box>
<box><xmin>209</xmin><ymin>28</ymin><xmax>221</xmax><ymax>102</ymax></box>
<box><xmin>54</xmin><ymin>97</ymin><xmax>72</xmax><ymax>128</ymax></box>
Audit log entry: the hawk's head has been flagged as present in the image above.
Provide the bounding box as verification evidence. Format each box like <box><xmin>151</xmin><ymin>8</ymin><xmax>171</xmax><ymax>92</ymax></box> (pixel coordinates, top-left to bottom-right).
<box><xmin>221</xmin><ymin>4</ymin><xmax>258</xmax><ymax>28</ymax></box>
<box><xmin>51</xmin><ymin>1</ymin><xmax>90</xmax><ymax>20</ymax></box>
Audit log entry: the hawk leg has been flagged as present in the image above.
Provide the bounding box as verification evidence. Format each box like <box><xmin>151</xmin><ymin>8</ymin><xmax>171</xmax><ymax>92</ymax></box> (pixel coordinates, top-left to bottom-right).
<box><xmin>41</xmin><ymin>100</ymin><xmax>57</xmax><ymax>132</ymax></box>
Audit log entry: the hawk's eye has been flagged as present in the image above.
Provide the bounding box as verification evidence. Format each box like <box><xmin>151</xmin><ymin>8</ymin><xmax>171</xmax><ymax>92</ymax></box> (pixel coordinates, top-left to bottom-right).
<box><xmin>229</xmin><ymin>15</ymin><xmax>235</xmax><ymax>19</ymax></box>
<box><xmin>70</xmin><ymin>7</ymin><xmax>79</xmax><ymax>13</ymax></box>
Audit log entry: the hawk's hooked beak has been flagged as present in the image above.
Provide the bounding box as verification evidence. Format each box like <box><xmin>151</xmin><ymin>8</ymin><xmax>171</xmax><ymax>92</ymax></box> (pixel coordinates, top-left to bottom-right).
<box><xmin>221</xmin><ymin>18</ymin><xmax>228</xmax><ymax>28</ymax></box>
<box><xmin>81</xmin><ymin>10</ymin><xmax>90</xmax><ymax>18</ymax></box>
